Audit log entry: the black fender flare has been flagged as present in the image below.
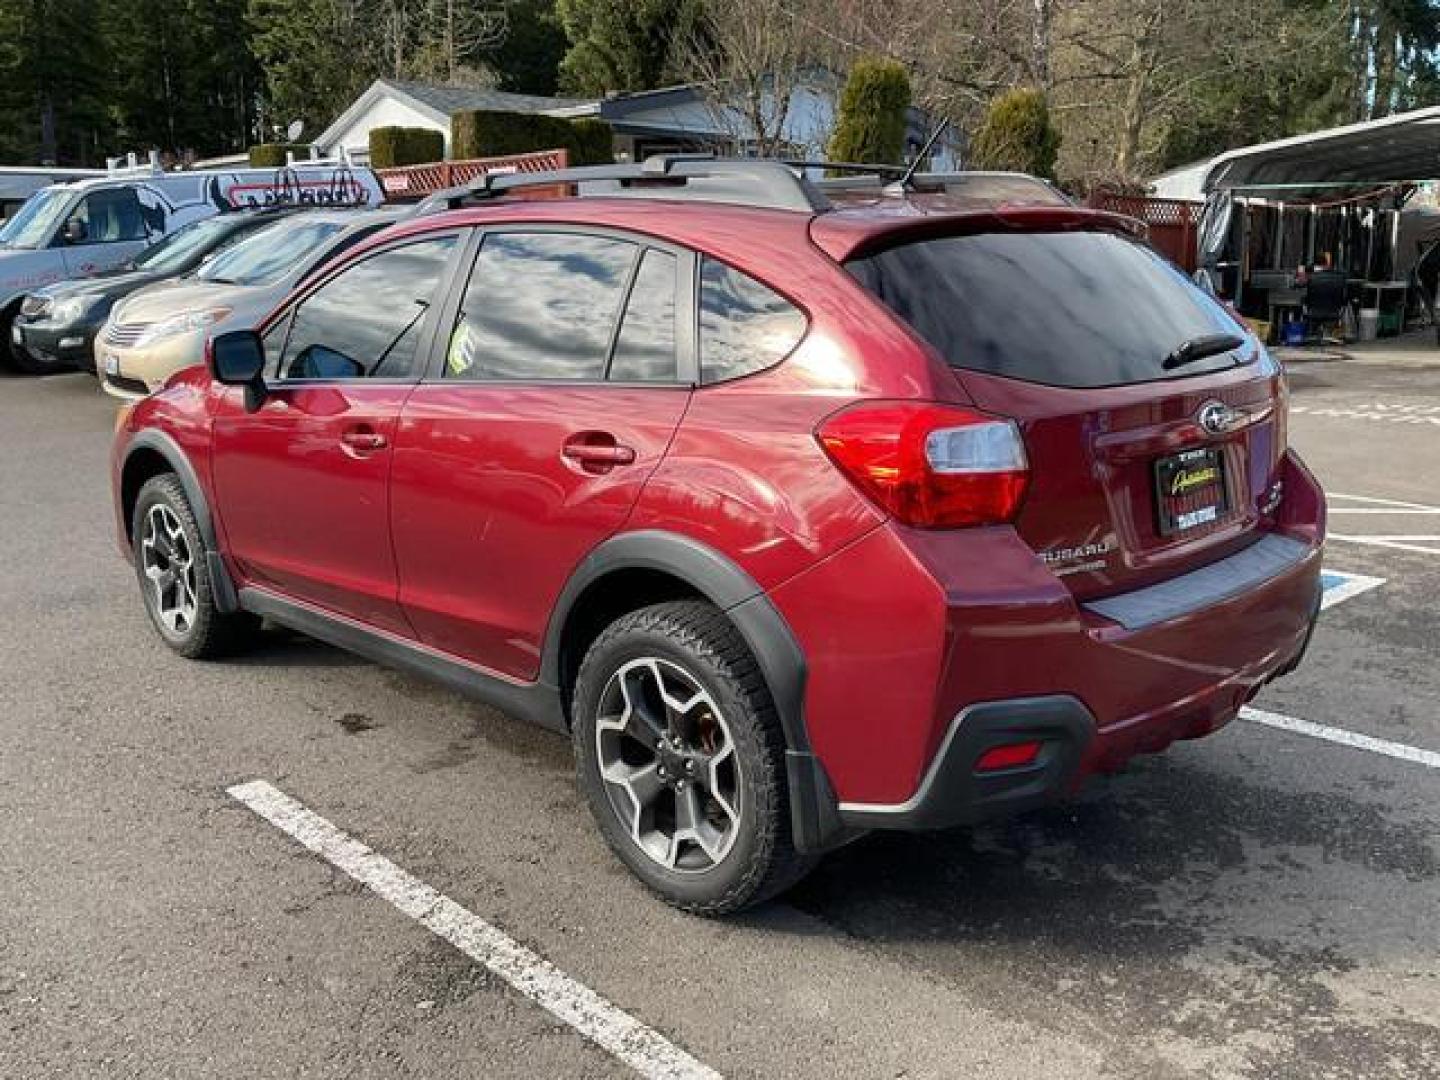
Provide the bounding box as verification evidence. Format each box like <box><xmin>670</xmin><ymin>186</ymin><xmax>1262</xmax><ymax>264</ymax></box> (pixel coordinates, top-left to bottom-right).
<box><xmin>541</xmin><ymin>530</ymin><xmax>847</xmax><ymax>851</ymax></box>
<box><xmin>120</xmin><ymin>429</ymin><xmax>240</xmax><ymax>613</ymax></box>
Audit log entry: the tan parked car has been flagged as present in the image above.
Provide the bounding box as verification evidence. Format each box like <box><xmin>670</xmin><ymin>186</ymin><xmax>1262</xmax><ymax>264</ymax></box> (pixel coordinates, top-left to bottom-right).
<box><xmin>97</xmin><ymin>208</ymin><xmax>402</xmax><ymax>399</ymax></box>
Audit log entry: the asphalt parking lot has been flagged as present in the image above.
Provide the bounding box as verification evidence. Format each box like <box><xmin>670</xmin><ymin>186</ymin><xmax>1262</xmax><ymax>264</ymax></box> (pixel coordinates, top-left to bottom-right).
<box><xmin>2</xmin><ymin>357</ymin><xmax>1438</xmax><ymax>1080</ymax></box>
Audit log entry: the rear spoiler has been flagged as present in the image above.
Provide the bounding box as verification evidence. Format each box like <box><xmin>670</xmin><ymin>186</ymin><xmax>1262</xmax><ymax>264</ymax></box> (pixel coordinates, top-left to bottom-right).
<box><xmin>810</xmin><ymin>206</ymin><xmax>1149</xmax><ymax>263</ymax></box>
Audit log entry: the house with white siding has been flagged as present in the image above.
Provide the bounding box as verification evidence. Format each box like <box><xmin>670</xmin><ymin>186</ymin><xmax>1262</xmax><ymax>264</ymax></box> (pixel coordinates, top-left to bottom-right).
<box><xmin>315</xmin><ymin>76</ymin><xmax>961</xmax><ymax>168</ymax></box>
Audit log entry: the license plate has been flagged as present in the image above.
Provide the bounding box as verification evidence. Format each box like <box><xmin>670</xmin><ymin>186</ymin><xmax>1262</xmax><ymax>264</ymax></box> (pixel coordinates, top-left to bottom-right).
<box><xmin>103</xmin><ymin>352</ymin><xmax>120</xmax><ymax>376</ymax></box>
<box><xmin>1154</xmin><ymin>447</ymin><xmax>1228</xmax><ymax>535</ymax></box>
<box><xmin>10</xmin><ymin>325</ymin><xmax>20</xmax><ymax>344</ymax></box>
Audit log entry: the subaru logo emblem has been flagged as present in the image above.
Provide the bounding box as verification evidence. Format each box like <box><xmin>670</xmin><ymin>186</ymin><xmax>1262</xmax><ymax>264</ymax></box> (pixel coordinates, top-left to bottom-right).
<box><xmin>1197</xmin><ymin>400</ymin><xmax>1235</xmax><ymax>435</ymax></box>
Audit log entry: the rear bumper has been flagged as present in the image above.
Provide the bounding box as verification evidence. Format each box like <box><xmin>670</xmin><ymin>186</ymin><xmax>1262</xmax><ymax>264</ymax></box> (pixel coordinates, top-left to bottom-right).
<box><xmin>838</xmin><ymin>696</ymin><xmax>1095</xmax><ymax>830</ymax></box>
<box><xmin>835</xmin><ymin>566</ymin><xmax>1321</xmax><ymax>832</ymax></box>
<box><xmin>770</xmin><ymin>451</ymin><xmax>1326</xmax><ymax>825</ymax></box>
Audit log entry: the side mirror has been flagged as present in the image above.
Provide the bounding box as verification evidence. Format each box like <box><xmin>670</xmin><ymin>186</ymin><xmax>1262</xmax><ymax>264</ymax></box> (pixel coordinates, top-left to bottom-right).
<box><xmin>61</xmin><ymin>218</ymin><xmax>87</xmax><ymax>244</ymax></box>
<box><xmin>209</xmin><ymin>329</ymin><xmax>267</xmax><ymax>412</ymax></box>
<box><xmin>290</xmin><ymin>344</ymin><xmax>363</xmax><ymax>381</ymax></box>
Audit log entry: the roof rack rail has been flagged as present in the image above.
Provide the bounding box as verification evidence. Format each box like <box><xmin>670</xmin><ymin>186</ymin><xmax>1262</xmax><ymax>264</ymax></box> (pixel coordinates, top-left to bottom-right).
<box><xmin>413</xmin><ymin>154</ymin><xmax>831</xmax><ymax>216</ymax></box>
<box><xmin>105</xmin><ymin>151</ymin><xmax>165</xmax><ymax>178</ymax></box>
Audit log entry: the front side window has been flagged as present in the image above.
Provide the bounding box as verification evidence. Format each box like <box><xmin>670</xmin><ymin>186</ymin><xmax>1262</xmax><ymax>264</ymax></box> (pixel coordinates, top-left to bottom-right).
<box><xmin>0</xmin><ymin>188</ymin><xmax>72</xmax><ymax>249</ymax></box>
<box><xmin>276</xmin><ymin>236</ymin><xmax>456</xmax><ymax>381</ymax></box>
<box><xmin>444</xmin><ymin>232</ymin><xmax>637</xmax><ymax>382</ymax></box>
<box><xmin>699</xmin><ymin>257</ymin><xmax>806</xmax><ymax>384</ymax></box>
<box><xmin>72</xmin><ymin>188</ymin><xmax>149</xmax><ymax>244</ymax></box>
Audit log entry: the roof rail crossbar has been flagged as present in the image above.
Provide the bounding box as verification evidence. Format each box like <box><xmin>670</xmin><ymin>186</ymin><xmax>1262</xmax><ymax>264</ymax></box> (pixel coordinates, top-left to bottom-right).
<box><xmin>414</xmin><ymin>154</ymin><xmax>831</xmax><ymax>215</ymax></box>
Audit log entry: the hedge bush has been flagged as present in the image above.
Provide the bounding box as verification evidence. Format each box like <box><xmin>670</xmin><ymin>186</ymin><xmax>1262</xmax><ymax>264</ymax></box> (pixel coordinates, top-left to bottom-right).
<box><xmin>369</xmin><ymin>126</ymin><xmax>444</xmax><ymax>168</ymax></box>
<box><xmin>452</xmin><ymin>109</ymin><xmax>614</xmax><ymax>166</ymax></box>
<box><xmin>248</xmin><ymin>143</ymin><xmax>310</xmax><ymax>168</ymax></box>
<box><xmin>569</xmin><ymin>118</ymin><xmax>615</xmax><ymax>166</ymax></box>
<box><xmin>968</xmin><ymin>88</ymin><xmax>1061</xmax><ymax>179</ymax></box>
<box><xmin>828</xmin><ymin>58</ymin><xmax>911</xmax><ymax>166</ymax></box>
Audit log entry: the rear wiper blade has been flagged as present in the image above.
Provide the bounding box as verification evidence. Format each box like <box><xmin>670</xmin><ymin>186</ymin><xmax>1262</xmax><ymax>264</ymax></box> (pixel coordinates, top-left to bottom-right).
<box><xmin>1163</xmin><ymin>332</ymin><xmax>1244</xmax><ymax>371</ymax></box>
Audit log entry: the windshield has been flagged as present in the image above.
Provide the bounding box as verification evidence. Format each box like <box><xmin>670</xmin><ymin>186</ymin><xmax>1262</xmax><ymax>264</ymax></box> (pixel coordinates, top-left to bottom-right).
<box><xmin>198</xmin><ymin>219</ymin><xmax>345</xmax><ymax>286</ymax></box>
<box><xmin>132</xmin><ymin>215</ymin><xmax>240</xmax><ymax>273</ymax></box>
<box><xmin>0</xmin><ymin>188</ymin><xmax>73</xmax><ymax>249</ymax></box>
<box><xmin>848</xmin><ymin>229</ymin><xmax>1251</xmax><ymax>389</ymax></box>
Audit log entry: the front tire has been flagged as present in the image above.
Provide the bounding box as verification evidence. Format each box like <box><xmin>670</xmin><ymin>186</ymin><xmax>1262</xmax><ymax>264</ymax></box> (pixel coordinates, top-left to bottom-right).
<box><xmin>132</xmin><ymin>474</ymin><xmax>259</xmax><ymax>659</ymax></box>
<box><xmin>572</xmin><ymin>600</ymin><xmax>814</xmax><ymax>915</ymax></box>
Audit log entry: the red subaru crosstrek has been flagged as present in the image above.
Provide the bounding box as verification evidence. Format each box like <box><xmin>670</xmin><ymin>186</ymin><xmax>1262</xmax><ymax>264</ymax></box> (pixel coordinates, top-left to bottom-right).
<box><xmin>112</xmin><ymin>160</ymin><xmax>1325</xmax><ymax>914</ymax></box>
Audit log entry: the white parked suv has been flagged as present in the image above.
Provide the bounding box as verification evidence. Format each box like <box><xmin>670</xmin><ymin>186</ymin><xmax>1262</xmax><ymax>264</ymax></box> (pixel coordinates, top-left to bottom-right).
<box><xmin>0</xmin><ymin>159</ymin><xmax>385</xmax><ymax>366</ymax></box>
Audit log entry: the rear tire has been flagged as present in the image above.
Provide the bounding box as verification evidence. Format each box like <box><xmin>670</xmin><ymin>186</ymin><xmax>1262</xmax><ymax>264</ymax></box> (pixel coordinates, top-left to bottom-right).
<box><xmin>572</xmin><ymin>600</ymin><xmax>816</xmax><ymax>915</ymax></box>
<box><xmin>131</xmin><ymin>474</ymin><xmax>259</xmax><ymax>659</ymax></box>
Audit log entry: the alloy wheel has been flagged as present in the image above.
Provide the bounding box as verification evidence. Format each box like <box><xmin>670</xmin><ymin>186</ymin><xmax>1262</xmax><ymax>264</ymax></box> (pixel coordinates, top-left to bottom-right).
<box><xmin>594</xmin><ymin>656</ymin><xmax>741</xmax><ymax>874</ymax></box>
<box><xmin>140</xmin><ymin>503</ymin><xmax>198</xmax><ymax>636</ymax></box>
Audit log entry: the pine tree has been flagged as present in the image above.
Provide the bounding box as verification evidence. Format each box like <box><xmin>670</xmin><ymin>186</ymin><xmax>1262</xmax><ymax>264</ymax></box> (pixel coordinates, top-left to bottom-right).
<box><xmin>485</xmin><ymin>0</ymin><xmax>566</xmax><ymax>95</ymax></box>
<box><xmin>555</xmin><ymin>0</ymin><xmax>700</xmax><ymax>94</ymax></box>
<box><xmin>0</xmin><ymin>0</ymin><xmax>111</xmax><ymax>164</ymax></box>
<box><xmin>248</xmin><ymin>0</ymin><xmax>374</xmax><ymax>141</ymax></box>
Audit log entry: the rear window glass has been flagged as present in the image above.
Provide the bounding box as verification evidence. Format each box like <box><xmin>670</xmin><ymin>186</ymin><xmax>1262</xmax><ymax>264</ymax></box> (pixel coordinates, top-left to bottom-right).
<box><xmin>847</xmin><ymin>230</ymin><xmax>1249</xmax><ymax>388</ymax></box>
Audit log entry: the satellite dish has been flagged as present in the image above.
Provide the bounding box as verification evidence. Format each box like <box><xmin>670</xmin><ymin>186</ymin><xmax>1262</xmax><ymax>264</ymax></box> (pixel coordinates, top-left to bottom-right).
<box><xmin>286</xmin><ymin>119</ymin><xmax>305</xmax><ymax>143</ymax></box>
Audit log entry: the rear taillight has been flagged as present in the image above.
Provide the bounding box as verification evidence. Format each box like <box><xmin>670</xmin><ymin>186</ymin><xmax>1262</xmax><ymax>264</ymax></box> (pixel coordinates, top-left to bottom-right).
<box><xmin>816</xmin><ymin>401</ymin><xmax>1029</xmax><ymax>528</ymax></box>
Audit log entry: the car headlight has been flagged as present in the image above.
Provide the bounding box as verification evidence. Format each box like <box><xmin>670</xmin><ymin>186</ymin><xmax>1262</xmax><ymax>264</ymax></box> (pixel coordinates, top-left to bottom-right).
<box><xmin>19</xmin><ymin>294</ymin><xmax>51</xmax><ymax>318</ymax></box>
<box><xmin>132</xmin><ymin>308</ymin><xmax>232</xmax><ymax>348</ymax></box>
<box><xmin>50</xmin><ymin>296</ymin><xmax>98</xmax><ymax>324</ymax></box>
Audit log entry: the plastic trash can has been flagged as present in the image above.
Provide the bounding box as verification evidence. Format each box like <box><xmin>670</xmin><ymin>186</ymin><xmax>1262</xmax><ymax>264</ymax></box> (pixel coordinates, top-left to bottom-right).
<box><xmin>1358</xmin><ymin>308</ymin><xmax>1380</xmax><ymax>342</ymax></box>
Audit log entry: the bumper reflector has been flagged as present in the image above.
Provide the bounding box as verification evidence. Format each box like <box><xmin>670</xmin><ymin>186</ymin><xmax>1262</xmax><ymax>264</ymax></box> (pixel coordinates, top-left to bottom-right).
<box><xmin>975</xmin><ymin>740</ymin><xmax>1043</xmax><ymax>772</ymax></box>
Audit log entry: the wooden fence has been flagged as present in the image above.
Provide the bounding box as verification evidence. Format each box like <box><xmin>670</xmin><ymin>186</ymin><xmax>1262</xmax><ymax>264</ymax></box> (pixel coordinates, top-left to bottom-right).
<box><xmin>377</xmin><ymin>148</ymin><xmax>570</xmax><ymax>201</ymax></box>
<box><xmin>1088</xmin><ymin>190</ymin><xmax>1202</xmax><ymax>272</ymax></box>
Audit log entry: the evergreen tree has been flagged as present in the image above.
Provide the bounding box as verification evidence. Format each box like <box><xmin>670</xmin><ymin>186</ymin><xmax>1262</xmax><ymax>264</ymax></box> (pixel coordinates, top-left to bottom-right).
<box><xmin>104</xmin><ymin>0</ymin><xmax>256</xmax><ymax>158</ymax></box>
<box><xmin>248</xmin><ymin>0</ymin><xmax>375</xmax><ymax>141</ymax></box>
<box><xmin>969</xmin><ymin>87</ymin><xmax>1060</xmax><ymax>179</ymax></box>
<box><xmin>554</xmin><ymin>0</ymin><xmax>700</xmax><ymax>94</ymax></box>
<box><xmin>0</xmin><ymin>0</ymin><xmax>111</xmax><ymax>164</ymax></box>
<box><xmin>485</xmin><ymin>0</ymin><xmax>567</xmax><ymax>95</ymax></box>
<box><xmin>828</xmin><ymin>58</ymin><xmax>911</xmax><ymax>166</ymax></box>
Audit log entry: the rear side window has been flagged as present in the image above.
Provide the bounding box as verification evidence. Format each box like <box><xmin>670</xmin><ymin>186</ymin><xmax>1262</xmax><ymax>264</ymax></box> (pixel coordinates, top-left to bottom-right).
<box><xmin>699</xmin><ymin>257</ymin><xmax>806</xmax><ymax>384</ymax></box>
<box><xmin>446</xmin><ymin>232</ymin><xmax>635</xmax><ymax>381</ymax></box>
<box><xmin>847</xmin><ymin>231</ymin><xmax>1248</xmax><ymax>389</ymax></box>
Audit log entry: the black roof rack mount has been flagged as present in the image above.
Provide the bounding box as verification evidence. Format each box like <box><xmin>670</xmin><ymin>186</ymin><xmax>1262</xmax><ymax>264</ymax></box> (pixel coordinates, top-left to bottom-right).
<box><xmin>414</xmin><ymin>154</ymin><xmax>831</xmax><ymax>216</ymax></box>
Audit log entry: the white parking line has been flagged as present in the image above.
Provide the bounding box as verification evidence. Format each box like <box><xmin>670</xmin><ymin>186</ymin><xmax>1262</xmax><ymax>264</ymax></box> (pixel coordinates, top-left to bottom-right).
<box><xmin>1291</xmin><ymin>404</ymin><xmax>1440</xmax><ymax>425</ymax></box>
<box><xmin>1242</xmin><ymin>707</ymin><xmax>1440</xmax><ymax>770</ymax></box>
<box><xmin>1328</xmin><ymin>492</ymin><xmax>1440</xmax><ymax>512</ymax></box>
<box><xmin>228</xmin><ymin>780</ymin><xmax>721</xmax><ymax>1080</ymax></box>
<box><xmin>1330</xmin><ymin>534</ymin><xmax>1440</xmax><ymax>556</ymax></box>
<box><xmin>1329</xmin><ymin>508</ymin><xmax>1440</xmax><ymax>515</ymax></box>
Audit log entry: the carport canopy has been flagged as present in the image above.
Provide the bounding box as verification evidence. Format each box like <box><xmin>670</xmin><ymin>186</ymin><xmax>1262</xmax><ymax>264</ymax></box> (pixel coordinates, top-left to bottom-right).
<box><xmin>1203</xmin><ymin>106</ymin><xmax>1440</xmax><ymax>194</ymax></box>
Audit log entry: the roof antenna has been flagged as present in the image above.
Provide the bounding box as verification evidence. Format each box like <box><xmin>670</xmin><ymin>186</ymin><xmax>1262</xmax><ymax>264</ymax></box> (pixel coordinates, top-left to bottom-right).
<box><xmin>884</xmin><ymin>118</ymin><xmax>951</xmax><ymax>196</ymax></box>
